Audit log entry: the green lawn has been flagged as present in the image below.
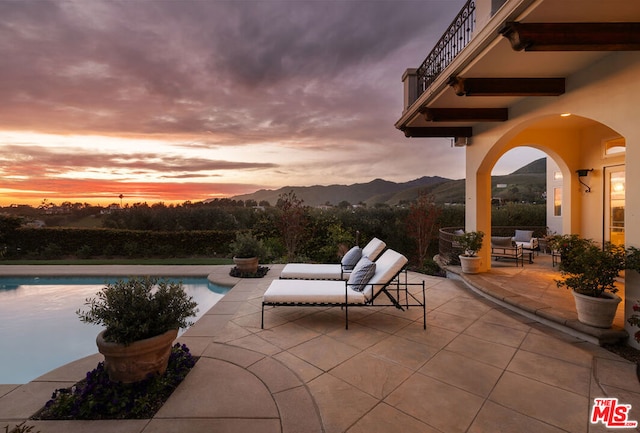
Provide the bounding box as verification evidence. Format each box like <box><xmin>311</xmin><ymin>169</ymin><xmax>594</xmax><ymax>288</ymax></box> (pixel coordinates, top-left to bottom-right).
<box><xmin>0</xmin><ymin>258</ymin><xmax>234</xmax><ymax>266</ymax></box>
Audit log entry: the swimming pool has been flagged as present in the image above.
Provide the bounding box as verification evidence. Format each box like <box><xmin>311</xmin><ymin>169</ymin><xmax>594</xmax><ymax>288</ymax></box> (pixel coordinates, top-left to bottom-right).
<box><xmin>0</xmin><ymin>276</ymin><xmax>229</xmax><ymax>384</ymax></box>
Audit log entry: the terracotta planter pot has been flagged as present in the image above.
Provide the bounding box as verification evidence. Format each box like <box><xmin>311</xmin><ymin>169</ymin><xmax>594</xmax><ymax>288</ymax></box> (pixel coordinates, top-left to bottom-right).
<box><xmin>96</xmin><ymin>328</ymin><xmax>178</xmax><ymax>383</ymax></box>
<box><xmin>233</xmin><ymin>256</ymin><xmax>259</xmax><ymax>274</ymax></box>
<box><xmin>572</xmin><ymin>291</ymin><xmax>621</xmax><ymax>329</ymax></box>
<box><xmin>459</xmin><ymin>255</ymin><xmax>482</xmax><ymax>274</ymax></box>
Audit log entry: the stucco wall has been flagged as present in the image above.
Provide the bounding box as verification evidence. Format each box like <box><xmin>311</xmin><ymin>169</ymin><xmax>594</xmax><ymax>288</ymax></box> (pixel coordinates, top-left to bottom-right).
<box><xmin>463</xmin><ymin>52</ymin><xmax>640</xmax><ymax>267</ymax></box>
<box><xmin>463</xmin><ymin>50</ymin><xmax>640</xmax><ymax>345</ymax></box>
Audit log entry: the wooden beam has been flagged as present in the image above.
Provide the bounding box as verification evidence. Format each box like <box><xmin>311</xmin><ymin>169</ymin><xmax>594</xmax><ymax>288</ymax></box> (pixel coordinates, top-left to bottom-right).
<box><xmin>448</xmin><ymin>76</ymin><xmax>565</xmax><ymax>96</ymax></box>
<box><xmin>500</xmin><ymin>22</ymin><xmax>640</xmax><ymax>51</ymax></box>
<box><xmin>422</xmin><ymin>108</ymin><xmax>508</xmax><ymax>122</ymax></box>
<box><xmin>402</xmin><ymin>126</ymin><xmax>472</xmax><ymax>138</ymax></box>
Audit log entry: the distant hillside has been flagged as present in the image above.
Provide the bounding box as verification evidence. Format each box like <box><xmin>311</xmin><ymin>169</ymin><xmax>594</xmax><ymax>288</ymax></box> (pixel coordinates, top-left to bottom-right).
<box><xmin>231</xmin><ymin>176</ymin><xmax>450</xmax><ymax>207</ymax></box>
<box><xmin>230</xmin><ymin>158</ymin><xmax>547</xmax><ymax>206</ymax></box>
<box><xmin>512</xmin><ymin>157</ymin><xmax>546</xmax><ymax>174</ymax></box>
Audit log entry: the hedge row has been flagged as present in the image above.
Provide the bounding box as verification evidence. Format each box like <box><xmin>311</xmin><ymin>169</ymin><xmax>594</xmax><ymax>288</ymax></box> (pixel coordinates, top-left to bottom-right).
<box><xmin>3</xmin><ymin>228</ymin><xmax>236</xmax><ymax>259</ymax></box>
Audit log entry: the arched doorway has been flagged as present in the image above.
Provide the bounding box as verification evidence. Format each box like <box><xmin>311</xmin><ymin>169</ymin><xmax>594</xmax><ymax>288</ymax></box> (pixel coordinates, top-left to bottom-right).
<box><xmin>474</xmin><ymin>114</ymin><xmax>625</xmax><ymax>260</ymax></box>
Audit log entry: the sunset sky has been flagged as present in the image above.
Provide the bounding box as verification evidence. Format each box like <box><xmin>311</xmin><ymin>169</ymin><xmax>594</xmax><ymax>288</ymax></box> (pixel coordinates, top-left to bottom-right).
<box><xmin>0</xmin><ymin>0</ymin><xmax>544</xmax><ymax>207</ymax></box>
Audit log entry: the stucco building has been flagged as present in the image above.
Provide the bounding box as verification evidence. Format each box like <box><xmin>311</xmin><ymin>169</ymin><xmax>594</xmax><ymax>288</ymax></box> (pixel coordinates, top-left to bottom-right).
<box><xmin>395</xmin><ymin>0</ymin><xmax>640</xmax><ymax>345</ymax></box>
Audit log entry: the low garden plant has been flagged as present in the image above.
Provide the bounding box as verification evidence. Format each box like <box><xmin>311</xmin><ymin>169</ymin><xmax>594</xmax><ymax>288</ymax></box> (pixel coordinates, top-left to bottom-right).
<box><xmin>229</xmin><ymin>265</ymin><xmax>270</xmax><ymax>278</ymax></box>
<box><xmin>32</xmin><ymin>343</ymin><xmax>196</xmax><ymax>420</ymax></box>
<box><xmin>3</xmin><ymin>422</ymin><xmax>40</xmax><ymax>433</ymax></box>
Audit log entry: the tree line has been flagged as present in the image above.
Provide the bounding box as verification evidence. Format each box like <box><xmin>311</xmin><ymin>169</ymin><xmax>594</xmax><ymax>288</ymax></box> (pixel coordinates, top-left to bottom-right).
<box><xmin>0</xmin><ymin>194</ymin><xmax>545</xmax><ymax>272</ymax></box>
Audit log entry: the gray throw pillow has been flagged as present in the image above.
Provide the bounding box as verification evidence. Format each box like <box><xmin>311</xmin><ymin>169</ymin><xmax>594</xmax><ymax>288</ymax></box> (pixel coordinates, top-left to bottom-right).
<box><xmin>341</xmin><ymin>246</ymin><xmax>362</xmax><ymax>271</ymax></box>
<box><xmin>347</xmin><ymin>257</ymin><xmax>376</xmax><ymax>292</ymax></box>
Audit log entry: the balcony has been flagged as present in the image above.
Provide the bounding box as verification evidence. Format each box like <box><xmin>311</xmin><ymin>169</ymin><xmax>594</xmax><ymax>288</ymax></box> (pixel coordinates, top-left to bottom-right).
<box><xmin>415</xmin><ymin>0</ymin><xmax>476</xmax><ymax>101</ymax></box>
<box><xmin>396</xmin><ymin>0</ymin><xmax>640</xmax><ymax>138</ymax></box>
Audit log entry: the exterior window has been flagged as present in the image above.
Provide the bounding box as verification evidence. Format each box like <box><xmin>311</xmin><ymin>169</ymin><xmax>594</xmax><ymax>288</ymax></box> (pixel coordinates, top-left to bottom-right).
<box><xmin>553</xmin><ymin>188</ymin><xmax>562</xmax><ymax>216</ymax></box>
<box><xmin>604</xmin><ymin>137</ymin><xmax>625</xmax><ymax>156</ymax></box>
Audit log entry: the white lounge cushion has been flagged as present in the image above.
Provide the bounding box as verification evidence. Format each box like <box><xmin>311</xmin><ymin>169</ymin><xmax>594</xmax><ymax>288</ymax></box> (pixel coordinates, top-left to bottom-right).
<box><xmin>341</xmin><ymin>246</ymin><xmax>362</xmax><ymax>270</ymax></box>
<box><xmin>362</xmin><ymin>237</ymin><xmax>386</xmax><ymax>261</ymax></box>
<box><xmin>347</xmin><ymin>257</ymin><xmax>376</xmax><ymax>292</ymax></box>
<box><xmin>263</xmin><ymin>280</ymin><xmax>367</xmax><ymax>305</ymax></box>
<box><xmin>279</xmin><ymin>263</ymin><xmax>348</xmax><ymax>280</ymax></box>
<box><xmin>515</xmin><ymin>239</ymin><xmax>539</xmax><ymax>250</ymax></box>
<box><xmin>361</xmin><ymin>249</ymin><xmax>408</xmax><ymax>300</ymax></box>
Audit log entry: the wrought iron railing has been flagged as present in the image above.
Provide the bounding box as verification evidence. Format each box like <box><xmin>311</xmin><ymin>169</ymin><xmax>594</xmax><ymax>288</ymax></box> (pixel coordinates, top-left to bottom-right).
<box><xmin>416</xmin><ymin>0</ymin><xmax>476</xmax><ymax>97</ymax></box>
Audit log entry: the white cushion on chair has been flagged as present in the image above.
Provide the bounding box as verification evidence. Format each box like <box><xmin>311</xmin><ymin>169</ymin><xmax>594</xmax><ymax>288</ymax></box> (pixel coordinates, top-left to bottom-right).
<box><xmin>514</xmin><ymin>230</ymin><xmax>534</xmax><ymax>242</ymax></box>
<box><xmin>263</xmin><ymin>280</ymin><xmax>366</xmax><ymax>304</ymax></box>
<box><xmin>362</xmin><ymin>237</ymin><xmax>386</xmax><ymax>261</ymax></box>
<box><xmin>279</xmin><ymin>263</ymin><xmax>348</xmax><ymax>280</ymax></box>
<box><xmin>361</xmin><ymin>250</ymin><xmax>408</xmax><ymax>301</ymax></box>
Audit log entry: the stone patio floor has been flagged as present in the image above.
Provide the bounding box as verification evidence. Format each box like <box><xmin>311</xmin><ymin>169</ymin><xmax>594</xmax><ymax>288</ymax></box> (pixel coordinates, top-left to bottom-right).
<box><xmin>1</xmin><ymin>254</ymin><xmax>640</xmax><ymax>433</ymax></box>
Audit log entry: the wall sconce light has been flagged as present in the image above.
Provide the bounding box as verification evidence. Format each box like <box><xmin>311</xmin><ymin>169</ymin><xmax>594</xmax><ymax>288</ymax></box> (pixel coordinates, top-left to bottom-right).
<box><xmin>576</xmin><ymin>168</ymin><xmax>593</xmax><ymax>193</ymax></box>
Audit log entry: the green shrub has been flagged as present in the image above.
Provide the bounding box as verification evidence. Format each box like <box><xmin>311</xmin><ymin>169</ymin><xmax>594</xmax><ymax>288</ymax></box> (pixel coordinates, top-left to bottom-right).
<box><xmin>419</xmin><ymin>257</ymin><xmax>446</xmax><ymax>277</ymax></box>
<box><xmin>75</xmin><ymin>245</ymin><xmax>92</xmax><ymax>259</ymax></box>
<box><xmin>123</xmin><ymin>241</ymin><xmax>139</xmax><ymax>257</ymax></box>
<box><xmin>228</xmin><ymin>231</ymin><xmax>266</xmax><ymax>258</ymax></box>
<box><xmin>77</xmin><ymin>277</ymin><xmax>198</xmax><ymax>345</ymax></box>
<box><xmin>40</xmin><ymin>243</ymin><xmax>63</xmax><ymax>259</ymax></box>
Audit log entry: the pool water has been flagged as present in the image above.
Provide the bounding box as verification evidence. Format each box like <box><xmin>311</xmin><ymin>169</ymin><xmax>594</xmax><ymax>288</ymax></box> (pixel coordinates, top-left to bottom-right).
<box><xmin>0</xmin><ymin>276</ymin><xmax>229</xmax><ymax>384</ymax></box>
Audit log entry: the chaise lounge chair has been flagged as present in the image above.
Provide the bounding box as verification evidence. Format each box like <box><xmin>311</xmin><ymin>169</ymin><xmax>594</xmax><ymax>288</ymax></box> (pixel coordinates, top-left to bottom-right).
<box><xmin>279</xmin><ymin>237</ymin><xmax>386</xmax><ymax>280</ymax></box>
<box><xmin>262</xmin><ymin>249</ymin><xmax>426</xmax><ymax>330</ymax></box>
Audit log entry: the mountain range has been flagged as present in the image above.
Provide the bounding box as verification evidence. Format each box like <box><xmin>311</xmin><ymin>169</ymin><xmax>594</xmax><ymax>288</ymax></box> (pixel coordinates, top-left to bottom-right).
<box><xmin>231</xmin><ymin>158</ymin><xmax>547</xmax><ymax>207</ymax></box>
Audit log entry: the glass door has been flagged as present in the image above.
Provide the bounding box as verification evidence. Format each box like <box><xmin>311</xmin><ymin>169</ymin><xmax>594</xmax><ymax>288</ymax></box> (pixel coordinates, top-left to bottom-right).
<box><xmin>606</xmin><ymin>167</ymin><xmax>625</xmax><ymax>246</ymax></box>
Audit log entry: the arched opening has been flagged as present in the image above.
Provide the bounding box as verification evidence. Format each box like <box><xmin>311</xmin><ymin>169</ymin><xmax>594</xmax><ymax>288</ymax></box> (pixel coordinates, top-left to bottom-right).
<box><xmin>476</xmin><ymin>114</ymin><xmax>625</xmax><ymax>254</ymax></box>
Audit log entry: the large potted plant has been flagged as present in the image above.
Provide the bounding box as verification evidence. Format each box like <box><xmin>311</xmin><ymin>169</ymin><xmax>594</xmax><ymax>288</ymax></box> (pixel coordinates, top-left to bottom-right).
<box><xmin>77</xmin><ymin>277</ymin><xmax>198</xmax><ymax>383</ymax></box>
<box><xmin>456</xmin><ymin>231</ymin><xmax>484</xmax><ymax>274</ymax></box>
<box><xmin>555</xmin><ymin>236</ymin><xmax>625</xmax><ymax>328</ymax></box>
<box><xmin>229</xmin><ymin>231</ymin><xmax>266</xmax><ymax>275</ymax></box>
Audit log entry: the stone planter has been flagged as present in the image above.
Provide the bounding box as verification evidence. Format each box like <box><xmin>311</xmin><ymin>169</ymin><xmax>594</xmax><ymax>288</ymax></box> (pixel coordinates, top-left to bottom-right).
<box><xmin>572</xmin><ymin>291</ymin><xmax>621</xmax><ymax>329</ymax></box>
<box><xmin>459</xmin><ymin>255</ymin><xmax>482</xmax><ymax>274</ymax></box>
<box><xmin>96</xmin><ymin>328</ymin><xmax>178</xmax><ymax>383</ymax></box>
<box><xmin>233</xmin><ymin>256</ymin><xmax>259</xmax><ymax>274</ymax></box>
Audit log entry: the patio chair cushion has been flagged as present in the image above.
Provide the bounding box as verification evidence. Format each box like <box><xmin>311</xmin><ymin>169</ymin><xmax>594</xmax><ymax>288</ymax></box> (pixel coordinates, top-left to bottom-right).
<box><xmin>279</xmin><ymin>263</ymin><xmax>347</xmax><ymax>280</ymax></box>
<box><xmin>341</xmin><ymin>246</ymin><xmax>362</xmax><ymax>270</ymax></box>
<box><xmin>263</xmin><ymin>279</ymin><xmax>367</xmax><ymax>304</ymax></box>
<box><xmin>362</xmin><ymin>249</ymin><xmax>408</xmax><ymax>301</ymax></box>
<box><xmin>491</xmin><ymin>236</ymin><xmax>514</xmax><ymax>247</ymax></box>
<box><xmin>514</xmin><ymin>230</ymin><xmax>534</xmax><ymax>242</ymax></box>
<box><xmin>361</xmin><ymin>237</ymin><xmax>386</xmax><ymax>261</ymax></box>
<box><xmin>347</xmin><ymin>257</ymin><xmax>376</xmax><ymax>292</ymax></box>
